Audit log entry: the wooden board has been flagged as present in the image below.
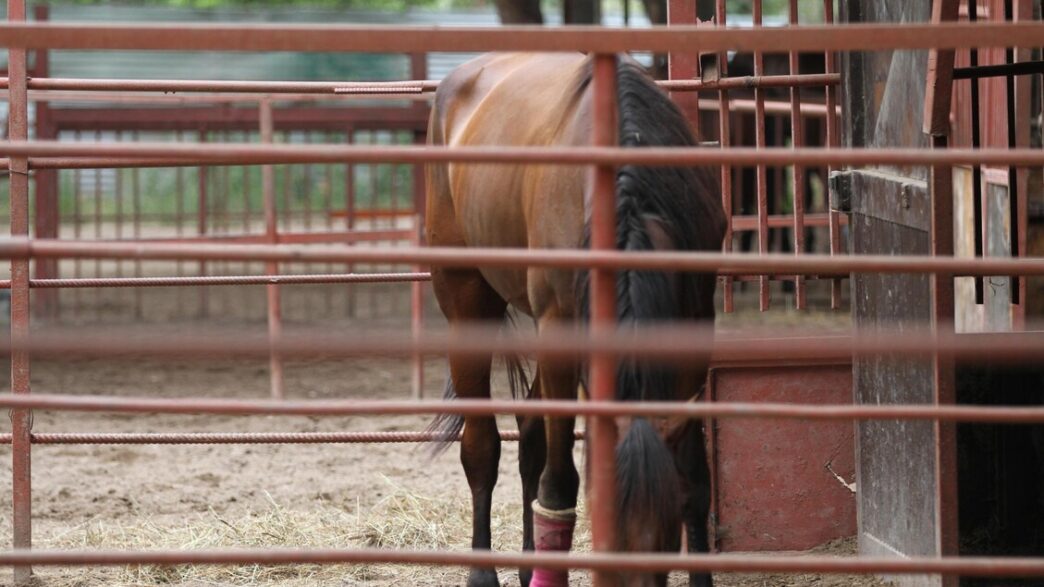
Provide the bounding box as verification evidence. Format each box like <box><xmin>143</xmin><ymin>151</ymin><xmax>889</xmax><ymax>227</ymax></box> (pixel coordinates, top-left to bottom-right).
<box><xmin>838</xmin><ymin>2</ymin><xmax>947</xmax><ymax>585</ymax></box>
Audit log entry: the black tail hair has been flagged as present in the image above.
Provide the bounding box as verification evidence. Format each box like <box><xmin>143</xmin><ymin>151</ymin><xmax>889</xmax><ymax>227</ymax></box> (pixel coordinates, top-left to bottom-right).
<box><xmin>577</xmin><ymin>56</ymin><xmax>723</xmax><ymax>402</ymax></box>
<box><xmin>425</xmin><ymin>312</ymin><xmax>533</xmax><ymax>458</ymax></box>
<box><xmin>577</xmin><ymin>56</ymin><xmax>725</xmax><ymax>552</ymax></box>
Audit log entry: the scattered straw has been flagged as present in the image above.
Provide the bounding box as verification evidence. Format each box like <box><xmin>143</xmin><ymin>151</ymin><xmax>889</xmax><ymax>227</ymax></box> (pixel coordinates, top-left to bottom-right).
<box><xmin>34</xmin><ymin>478</ymin><xmax>594</xmax><ymax>587</ymax></box>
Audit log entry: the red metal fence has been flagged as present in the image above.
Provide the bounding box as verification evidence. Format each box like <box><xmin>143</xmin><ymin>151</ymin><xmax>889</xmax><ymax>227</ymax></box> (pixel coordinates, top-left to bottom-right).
<box><xmin>11</xmin><ymin>5</ymin><xmax>851</xmax><ymax>330</ymax></box>
<box><xmin>3</xmin><ymin>2</ymin><xmax>1044</xmax><ymax>587</ymax></box>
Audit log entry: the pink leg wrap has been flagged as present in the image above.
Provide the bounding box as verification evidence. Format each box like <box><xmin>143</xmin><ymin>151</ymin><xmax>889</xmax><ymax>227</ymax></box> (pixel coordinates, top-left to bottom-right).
<box><xmin>530</xmin><ymin>501</ymin><xmax>576</xmax><ymax>587</ymax></box>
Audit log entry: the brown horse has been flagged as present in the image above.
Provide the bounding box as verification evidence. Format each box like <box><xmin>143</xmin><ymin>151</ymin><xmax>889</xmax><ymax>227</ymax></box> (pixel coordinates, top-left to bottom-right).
<box><xmin>425</xmin><ymin>52</ymin><xmax>725</xmax><ymax>587</ymax></box>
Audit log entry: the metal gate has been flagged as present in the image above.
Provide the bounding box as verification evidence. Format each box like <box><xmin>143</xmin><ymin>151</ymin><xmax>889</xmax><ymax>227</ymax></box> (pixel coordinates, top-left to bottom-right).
<box><xmin>840</xmin><ymin>2</ymin><xmax>1041</xmax><ymax>585</ymax></box>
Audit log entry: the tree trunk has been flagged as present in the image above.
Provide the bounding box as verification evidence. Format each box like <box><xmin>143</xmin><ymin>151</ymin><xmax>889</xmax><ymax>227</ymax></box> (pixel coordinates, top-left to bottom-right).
<box><xmin>697</xmin><ymin>0</ymin><xmax>715</xmax><ymax>20</ymax></box>
<box><xmin>494</xmin><ymin>0</ymin><xmax>544</xmax><ymax>24</ymax></box>
<box><xmin>563</xmin><ymin>0</ymin><xmax>600</xmax><ymax>24</ymax></box>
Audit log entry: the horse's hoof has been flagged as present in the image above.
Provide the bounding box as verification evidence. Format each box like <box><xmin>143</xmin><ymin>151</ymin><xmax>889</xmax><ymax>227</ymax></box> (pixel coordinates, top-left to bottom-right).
<box><xmin>467</xmin><ymin>567</ymin><xmax>500</xmax><ymax>587</ymax></box>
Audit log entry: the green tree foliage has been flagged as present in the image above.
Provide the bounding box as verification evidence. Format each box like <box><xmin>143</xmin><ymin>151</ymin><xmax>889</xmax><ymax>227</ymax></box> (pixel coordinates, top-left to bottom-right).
<box><xmin>61</xmin><ymin>0</ymin><xmax>834</xmax><ymax>22</ymax></box>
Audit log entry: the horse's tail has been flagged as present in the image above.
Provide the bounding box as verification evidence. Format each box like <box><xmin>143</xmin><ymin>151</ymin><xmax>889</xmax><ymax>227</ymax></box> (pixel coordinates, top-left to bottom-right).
<box><xmin>424</xmin><ymin>377</ymin><xmax>465</xmax><ymax>457</ymax></box>
<box><xmin>425</xmin><ymin>313</ymin><xmax>532</xmax><ymax>458</ymax></box>
<box><xmin>577</xmin><ymin>56</ymin><xmax>724</xmax><ymax>550</ymax></box>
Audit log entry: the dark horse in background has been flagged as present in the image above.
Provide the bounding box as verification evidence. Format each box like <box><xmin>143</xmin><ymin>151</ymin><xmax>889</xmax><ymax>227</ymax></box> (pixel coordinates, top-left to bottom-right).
<box><xmin>425</xmin><ymin>53</ymin><xmax>725</xmax><ymax>587</ymax></box>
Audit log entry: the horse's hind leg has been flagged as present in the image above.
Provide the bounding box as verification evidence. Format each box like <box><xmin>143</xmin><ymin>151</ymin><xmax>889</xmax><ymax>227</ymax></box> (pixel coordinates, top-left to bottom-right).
<box><xmin>674</xmin><ymin>418</ymin><xmax>714</xmax><ymax>587</ymax></box>
<box><xmin>432</xmin><ymin>267</ymin><xmax>507</xmax><ymax>587</ymax></box>
<box><xmin>516</xmin><ymin>371</ymin><xmax>546</xmax><ymax>587</ymax></box>
<box><xmin>531</xmin><ymin>349</ymin><xmax>580</xmax><ymax>587</ymax></box>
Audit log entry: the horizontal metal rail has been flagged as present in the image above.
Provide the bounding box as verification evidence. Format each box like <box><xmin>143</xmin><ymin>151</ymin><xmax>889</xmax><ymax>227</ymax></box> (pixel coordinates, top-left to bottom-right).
<box><xmin>2</xmin><ymin>239</ymin><xmax>1043</xmax><ymax>277</ymax></box>
<box><xmin>4</xmin><ymin>141</ymin><xmax>1044</xmax><ymax>168</ymax></box>
<box><xmin>682</xmin><ymin>73</ymin><xmax>840</xmax><ymax>91</ymax></box>
<box><xmin>0</xmin><ymin>272</ymin><xmax>431</xmax><ymax>289</ymax></box>
<box><xmin>13</xmin><ymin>75</ymin><xmax>835</xmax><ymax>95</ymax></box>
<box><xmin>3</xmin><ymin>392</ymin><xmax>1044</xmax><ymax>423</ymax></box>
<box><xmin>27</xmin><ymin>90</ymin><xmax>433</xmax><ymax>104</ymax></box>
<box><xmin>28</xmin><ymin>157</ymin><xmax>223</xmax><ymax>170</ymax></box>
<box><xmin>732</xmin><ymin>212</ymin><xmax>846</xmax><ymax>231</ymax></box>
<box><xmin>24</xmin><ymin>94</ymin><xmax>833</xmax><ymax>121</ymax></box>
<box><xmin>131</xmin><ymin>229</ymin><xmax>414</xmax><ymax>245</ymax></box>
<box><xmin>2</xmin><ymin>328</ymin><xmax>1043</xmax><ymax>364</ymax></box>
<box><xmin>1</xmin><ymin>548</ymin><xmax>1044</xmax><ymax>577</ymax></box>
<box><xmin>0</xmin><ymin>269</ymin><xmax>844</xmax><ymax>290</ymax></box>
<box><xmin>0</xmin><ymin>74</ymin><xmax>835</xmax><ymax>94</ymax></box>
<box><xmin>954</xmin><ymin>59</ymin><xmax>1044</xmax><ymax>79</ymax></box>
<box><xmin>0</xmin><ymin>430</ymin><xmax>581</xmax><ymax>444</ymax></box>
<box><xmin>18</xmin><ymin>78</ymin><xmax>441</xmax><ymax>93</ymax></box>
<box><xmin>0</xmin><ymin>21</ymin><xmax>1042</xmax><ymax>53</ymax></box>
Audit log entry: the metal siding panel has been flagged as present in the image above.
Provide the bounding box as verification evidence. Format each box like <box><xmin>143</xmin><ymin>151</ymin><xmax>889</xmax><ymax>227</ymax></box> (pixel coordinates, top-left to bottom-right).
<box><xmin>712</xmin><ymin>364</ymin><xmax>857</xmax><ymax>552</ymax></box>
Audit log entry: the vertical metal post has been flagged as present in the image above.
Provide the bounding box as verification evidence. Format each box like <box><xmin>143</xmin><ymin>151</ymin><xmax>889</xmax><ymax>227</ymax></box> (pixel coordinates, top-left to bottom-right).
<box><xmin>667</xmin><ymin>0</ymin><xmax>701</xmax><ymax>134</ymax></box>
<box><xmin>788</xmin><ymin>0</ymin><xmax>807</xmax><ymax>309</ymax></box>
<box><xmin>115</xmin><ymin>132</ymin><xmax>124</xmax><ymax>245</ymax></box>
<box><xmin>31</xmin><ymin>4</ymin><xmax>58</xmax><ymax>321</ymax></box>
<box><xmin>175</xmin><ymin>132</ymin><xmax>186</xmax><ymax>313</ymax></box>
<box><xmin>969</xmin><ymin>0</ymin><xmax>985</xmax><ymax>304</ymax></box>
<box><xmin>243</xmin><ymin>132</ymin><xmax>253</xmax><ymax>234</ymax></box>
<box><xmin>931</xmin><ymin>134</ymin><xmax>960</xmax><ymax>587</ymax></box>
<box><xmin>93</xmin><ymin>132</ymin><xmax>103</xmax><ymax>320</ymax></box>
<box><xmin>823</xmin><ymin>0</ymin><xmax>843</xmax><ymax>309</ymax></box>
<box><xmin>73</xmin><ymin>147</ymin><xmax>83</xmax><ymax>314</ymax></box>
<box><xmin>302</xmin><ymin>133</ymin><xmax>314</xmax><ymax>233</ymax></box>
<box><xmin>1003</xmin><ymin>0</ymin><xmax>1021</xmax><ymax>305</ymax></box>
<box><xmin>716</xmin><ymin>0</ymin><xmax>734</xmax><ymax>313</ymax></box>
<box><xmin>132</xmin><ymin>139</ymin><xmax>143</xmax><ymax>320</ymax></box>
<box><xmin>753</xmin><ymin>0</ymin><xmax>770</xmax><ymax>311</ymax></box>
<box><xmin>198</xmin><ymin>130</ymin><xmax>210</xmax><ymax>318</ymax></box>
<box><xmin>345</xmin><ymin>127</ymin><xmax>357</xmax><ymax>318</ymax></box>
<box><xmin>281</xmin><ymin>134</ymin><xmax>292</xmax><ymax>232</ymax></box>
<box><xmin>8</xmin><ymin>0</ymin><xmax>33</xmax><ymax>582</ymax></box>
<box><xmin>324</xmin><ymin>133</ymin><xmax>335</xmax><ymax>315</ymax></box>
<box><xmin>302</xmin><ymin>132</ymin><xmax>314</xmax><ymax>323</ymax></box>
<box><xmin>31</xmin><ymin>106</ymin><xmax>58</xmax><ymax>319</ymax></box>
<box><xmin>368</xmin><ymin>132</ymin><xmax>379</xmax><ymax>318</ymax></box>
<box><xmin>220</xmin><ymin>131</ymin><xmax>231</xmax><ymax>285</ymax></box>
<box><xmin>175</xmin><ymin>132</ymin><xmax>185</xmax><ymax>239</ymax></box>
<box><xmin>410</xmin><ymin>51</ymin><xmax>429</xmax><ymax>234</ymax></box>
<box><xmin>412</xmin><ymin>131</ymin><xmax>427</xmax><ymax>219</ymax></box>
<box><xmin>410</xmin><ymin>53</ymin><xmax>429</xmax><ymax>122</ymax></box>
<box><xmin>589</xmin><ymin>53</ymin><xmax>619</xmax><ymax>587</ymax></box>
<box><xmin>411</xmin><ymin>130</ymin><xmax>427</xmax><ymax>398</ymax></box>
<box><xmin>411</xmin><ymin>217</ymin><xmax>425</xmax><ymax>399</ymax></box>
<box><xmin>114</xmin><ymin>136</ymin><xmax>125</xmax><ymax>309</ymax></box>
<box><xmin>242</xmin><ymin>133</ymin><xmax>252</xmax><ymax>288</ymax></box>
<box><xmin>371</xmin><ymin>132</ymin><xmax>380</xmax><ymax>317</ymax></box>
<box><xmin>924</xmin><ymin>1</ymin><xmax>960</xmax><ymax>582</ymax></box>
<box><xmin>1011</xmin><ymin>0</ymin><xmax>1032</xmax><ymax>326</ymax></box>
<box><xmin>260</xmin><ymin>99</ymin><xmax>285</xmax><ymax>400</ymax></box>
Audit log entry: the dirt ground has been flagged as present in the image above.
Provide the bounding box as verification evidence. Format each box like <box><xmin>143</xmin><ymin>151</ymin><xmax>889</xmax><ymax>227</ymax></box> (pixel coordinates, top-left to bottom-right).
<box><xmin>0</xmin><ymin>283</ymin><xmax>887</xmax><ymax>587</ymax></box>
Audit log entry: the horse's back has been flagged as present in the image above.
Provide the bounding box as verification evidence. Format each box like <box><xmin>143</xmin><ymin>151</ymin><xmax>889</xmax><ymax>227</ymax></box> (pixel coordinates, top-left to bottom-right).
<box><xmin>427</xmin><ymin>53</ymin><xmax>593</xmax><ymax>315</ymax></box>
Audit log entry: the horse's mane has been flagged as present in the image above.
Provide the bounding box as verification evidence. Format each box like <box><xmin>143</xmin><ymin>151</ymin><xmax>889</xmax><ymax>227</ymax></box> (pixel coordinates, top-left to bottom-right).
<box><xmin>579</xmin><ymin>56</ymin><xmax>724</xmax><ymax>403</ymax></box>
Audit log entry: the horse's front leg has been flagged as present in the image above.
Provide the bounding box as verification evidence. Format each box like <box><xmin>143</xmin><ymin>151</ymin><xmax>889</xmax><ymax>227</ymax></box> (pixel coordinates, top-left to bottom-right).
<box><xmin>531</xmin><ymin>359</ymin><xmax>580</xmax><ymax>587</ymax></box>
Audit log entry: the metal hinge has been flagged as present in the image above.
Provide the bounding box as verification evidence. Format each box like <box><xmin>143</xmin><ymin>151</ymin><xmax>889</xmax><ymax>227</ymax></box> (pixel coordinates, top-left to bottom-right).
<box><xmin>829</xmin><ymin>170</ymin><xmax>853</xmax><ymax>214</ymax></box>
